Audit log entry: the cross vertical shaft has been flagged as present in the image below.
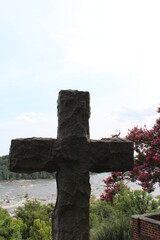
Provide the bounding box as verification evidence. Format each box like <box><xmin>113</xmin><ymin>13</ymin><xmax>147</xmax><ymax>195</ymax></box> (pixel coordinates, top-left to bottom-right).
<box><xmin>53</xmin><ymin>90</ymin><xmax>91</xmax><ymax>239</ymax></box>
<box><xmin>53</xmin><ymin>169</ymin><xmax>90</xmax><ymax>239</ymax></box>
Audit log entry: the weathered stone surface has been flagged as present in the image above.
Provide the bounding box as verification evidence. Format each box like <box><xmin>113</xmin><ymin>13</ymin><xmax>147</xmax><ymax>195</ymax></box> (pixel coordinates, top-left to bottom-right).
<box><xmin>9</xmin><ymin>138</ymin><xmax>59</xmax><ymax>173</ymax></box>
<box><xmin>9</xmin><ymin>90</ymin><xmax>134</xmax><ymax>240</ymax></box>
<box><xmin>9</xmin><ymin>137</ymin><xmax>133</xmax><ymax>173</ymax></box>
<box><xmin>89</xmin><ymin>138</ymin><xmax>133</xmax><ymax>172</ymax></box>
<box><xmin>57</xmin><ymin>90</ymin><xmax>90</xmax><ymax>140</ymax></box>
<box><xmin>53</xmin><ymin>169</ymin><xmax>90</xmax><ymax>240</ymax></box>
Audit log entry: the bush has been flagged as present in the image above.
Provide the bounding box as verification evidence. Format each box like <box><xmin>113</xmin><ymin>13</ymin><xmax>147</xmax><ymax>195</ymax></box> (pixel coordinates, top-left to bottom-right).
<box><xmin>90</xmin><ymin>214</ymin><xmax>132</xmax><ymax>240</ymax></box>
<box><xmin>0</xmin><ymin>207</ymin><xmax>22</xmax><ymax>240</ymax></box>
<box><xmin>28</xmin><ymin>219</ymin><xmax>52</xmax><ymax>240</ymax></box>
<box><xmin>15</xmin><ymin>199</ymin><xmax>53</xmax><ymax>239</ymax></box>
<box><xmin>90</xmin><ymin>186</ymin><xmax>160</xmax><ymax>240</ymax></box>
<box><xmin>113</xmin><ymin>186</ymin><xmax>160</xmax><ymax>215</ymax></box>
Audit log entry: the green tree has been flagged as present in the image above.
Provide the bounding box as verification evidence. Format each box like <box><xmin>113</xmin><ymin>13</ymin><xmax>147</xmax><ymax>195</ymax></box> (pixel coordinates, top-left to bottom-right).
<box><xmin>0</xmin><ymin>207</ymin><xmax>22</xmax><ymax>240</ymax></box>
<box><xmin>15</xmin><ymin>199</ymin><xmax>53</xmax><ymax>239</ymax></box>
<box><xmin>90</xmin><ymin>186</ymin><xmax>160</xmax><ymax>240</ymax></box>
<box><xmin>0</xmin><ymin>155</ymin><xmax>56</xmax><ymax>180</ymax></box>
<box><xmin>90</xmin><ymin>195</ymin><xmax>114</xmax><ymax>229</ymax></box>
<box><xmin>28</xmin><ymin>219</ymin><xmax>52</xmax><ymax>240</ymax></box>
<box><xmin>112</xmin><ymin>184</ymin><xmax>159</xmax><ymax>215</ymax></box>
<box><xmin>90</xmin><ymin>214</ymin><xmax>132</xmax><ymax>240</ymax></box>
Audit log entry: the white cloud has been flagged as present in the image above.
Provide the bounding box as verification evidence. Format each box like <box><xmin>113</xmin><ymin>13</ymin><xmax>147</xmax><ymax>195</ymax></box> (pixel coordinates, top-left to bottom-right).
<box><xmin>17</xmin><ymin>115</ymin><xmax>34</xmax><ymax>123</ymax></box>
<box><xmin>90</xmin><ymin>105</ymin><xmax>159</xmax><ymax>140</ymax></box>
<box><xmin>113</xmin><ymin>107</ymin><xmax>156</xmax><ymax>121</ymax></box>
<box><xmin>0</xmin><ymin>112</ymin><xmax>58</xmax><ymax>155</ymax></box>
<box><xmin>15</xmin><ymin>112</ymin><xmax>57</xmax><ymax>136</ymax></box>
<box><xmin>16</xmin><ymin>112</ymin><xmax>40</xmax><ymax>123</ymax></box>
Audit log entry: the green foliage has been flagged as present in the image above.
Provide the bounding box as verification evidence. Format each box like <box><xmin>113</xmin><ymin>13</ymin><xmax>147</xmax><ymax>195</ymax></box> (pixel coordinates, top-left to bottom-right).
<box><xmin>90</xmin><ymin>215</ymin><xmax>132</xmax><ymax>240</ymax></box>
<box><xmin>90</xmin><ymin>186</ymin><xmax>160</xmax><ymax>240</ymax></box>
<box><xmin>90</xmin><ymin>195</ymin><xmax>133</xmax><ymax>240</ymax></box>
<box><xmin>90</xmin><ymin>195</ymin><xmax>114</xmax><ymax>228</ymax></box>
<box><xmin>0</xmin><ymin>187</ymin><xmax>159</xmax><ymax>240</ymax></box>
<box><xmin>0</xmin><ymin>207</ymin><xmax>22</xmax><ymax>240</ymax></box>
<box><xmin>113</xmin><ymin>184</ymin><xmax>159</xmax><ymax>215</ymax></box>
<box><xmin>0</xmin><ymin>155</ymin><xmax>55</xmax><ymax>181</ymax></box>
<box><xmin>28</xmin><ymin>219</ymin><xmax>52</xmax><ymax>240</ymax></box>
<box><xmin>155</xmin><ymin>195</ymin><xmax>160</xmax><ymax>206</ymax></box>
<box><xmin>0</xmin><ymin>199</ymin><xmax>53</xmax><ymax>239</ymax></box>
<box><xmin>15</xmin><ymin>199</ymin><xmax>53</xmax><ymax>239</ymax></box>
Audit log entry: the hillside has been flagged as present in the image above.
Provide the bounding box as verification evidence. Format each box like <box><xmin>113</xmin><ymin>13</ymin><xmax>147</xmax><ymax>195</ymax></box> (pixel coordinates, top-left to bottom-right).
<box><xmin>0</xmin><ymin>155</ymin><xmax>55</xmax><ymax>180</ymax></box>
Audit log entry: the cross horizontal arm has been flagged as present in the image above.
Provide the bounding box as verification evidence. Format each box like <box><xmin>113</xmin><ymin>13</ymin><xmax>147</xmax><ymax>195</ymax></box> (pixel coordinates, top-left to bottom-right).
<box><xmin>9</xmin><ymin>138</ymin><xmax>60</xmax><ymax>173</ymax></box>
<box><xmin>89</xmin><ymin>138</ymin><xmax>134</xmax><ymax>173</ymax></box>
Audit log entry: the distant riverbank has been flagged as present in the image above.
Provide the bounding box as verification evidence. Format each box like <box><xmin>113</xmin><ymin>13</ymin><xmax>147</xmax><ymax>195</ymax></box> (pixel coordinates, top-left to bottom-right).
<box><xmin>0</xmin><ymin>173</ymin><xmax>160</xmax><ymax>215</ymax></box>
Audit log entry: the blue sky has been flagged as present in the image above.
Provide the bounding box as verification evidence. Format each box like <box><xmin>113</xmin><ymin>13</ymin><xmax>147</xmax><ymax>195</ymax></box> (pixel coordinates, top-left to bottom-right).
<box><xmin>0</xmin><ymin>0</ymin><xmax>160</xmax><ymax>155</ymax></box>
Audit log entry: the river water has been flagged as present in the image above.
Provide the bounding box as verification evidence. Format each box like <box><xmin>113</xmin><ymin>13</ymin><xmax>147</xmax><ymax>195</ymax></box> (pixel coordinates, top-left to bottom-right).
<box><xmin>0</xmin><ymin>173</ymin><xmax>109</xmax><ymax>214</ymax></box>
<box><xmin>0</xmin><ymin>173</ymin><xmax>160</xmax><ymax>215</ymax></box>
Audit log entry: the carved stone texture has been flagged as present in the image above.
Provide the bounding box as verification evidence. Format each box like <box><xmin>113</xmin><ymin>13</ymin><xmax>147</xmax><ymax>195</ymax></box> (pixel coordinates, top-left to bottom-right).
<box><xmin>9</xmin><ymin>90</ymin><xmax>134</xmax><ymax>240</ymax></box>
<box><xmin>57</xmin><ymin>90</ymin><xmax>90</xmax><ymax>140</ymax></box>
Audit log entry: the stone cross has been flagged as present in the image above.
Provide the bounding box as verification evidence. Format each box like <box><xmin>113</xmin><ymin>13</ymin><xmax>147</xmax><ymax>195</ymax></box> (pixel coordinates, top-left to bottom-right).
<box><xmin>9</xmin><ymin>90</ymin><xmax>133</xmax><ymax>240</ymax></box>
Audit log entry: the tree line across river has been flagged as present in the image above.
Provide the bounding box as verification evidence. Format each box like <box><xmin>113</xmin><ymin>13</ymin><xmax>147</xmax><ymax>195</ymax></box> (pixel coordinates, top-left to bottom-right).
<box><xmin>0</xmin><ymin>155</ymin><xmax>55</xmax><ymax>181</ymax></box>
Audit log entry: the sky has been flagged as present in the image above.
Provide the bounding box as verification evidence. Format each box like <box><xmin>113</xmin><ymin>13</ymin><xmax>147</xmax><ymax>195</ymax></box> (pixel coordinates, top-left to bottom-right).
<box><xmin>0</xmin><ymin>0</ymin><xmax>160</xmax><ymax>156</ymax></box>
